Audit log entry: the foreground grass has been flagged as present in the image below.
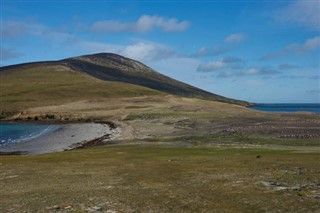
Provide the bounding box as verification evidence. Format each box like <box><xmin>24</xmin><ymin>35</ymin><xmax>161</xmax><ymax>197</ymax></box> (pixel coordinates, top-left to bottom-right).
<box><xmin>1</xmin><ymin>145</ymin><xmax>319</xmax><ymax>212</ymax></box>
<box><xmin>137</xmin><ymin>134</ymin><xmax>320</xmax><ymax>147</ymax></box>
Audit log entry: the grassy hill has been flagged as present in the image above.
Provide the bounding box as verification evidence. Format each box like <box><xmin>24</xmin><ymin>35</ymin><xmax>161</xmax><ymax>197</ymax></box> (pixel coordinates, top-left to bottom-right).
<box><xmin>0</xmin><ymin>53</ymin><xmax>248</xmax><ymax>115</ymax></box>
<box><xmin>62</xmin><ymin>53</ymin><xmax>247</xmax><ymax>105</ymax></box>
<box><xmin>0</xmin><ymin>62</ymin><xmax>163</xmax><ymax>113</ymax></box>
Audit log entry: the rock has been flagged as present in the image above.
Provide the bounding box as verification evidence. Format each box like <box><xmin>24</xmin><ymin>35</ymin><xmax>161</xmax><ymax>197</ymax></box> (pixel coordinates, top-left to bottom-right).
<box><xmin>86</xmin><ymin>206</ymin><xmax>103</xmax><ymax>212</ymax></box>
<box><xmin>92</xmin><ymin>206</ymin><xmax>102</xmax><ymax>211</ymax></box>
<box><xmin>106</xmin><ymin>210</ymin><xmax>117</xmax><ymax>213</ymax></box>
<box><xmin>290</xmin><ymin>186</ymin><xmax>301</xmax><ymax>191</ymax></box>
<box><xmin>260</xmin><ymin>181</ymin><xmax>302</xmax><ymax>191</ymax></box>
<box><xmin>52</xmin><ymin>205</ymin><xmax>60</xmax><ymax>210</ymax></box>
<box><xmin>314</xmin><ymin>194</ymin><xmax>320</xmax><ymax>199</ymax></box>
<box><xmin>64</xmin><ymin>205</ymin><xmax>72</xmax><ymax>209</ymax></box>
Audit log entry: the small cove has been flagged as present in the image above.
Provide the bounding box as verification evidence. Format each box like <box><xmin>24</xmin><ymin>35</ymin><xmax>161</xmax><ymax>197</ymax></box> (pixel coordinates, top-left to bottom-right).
<box><xmin>0</xmin><ymin>123</ymin><xmax>59</xmax><ymax>147</ymax></box>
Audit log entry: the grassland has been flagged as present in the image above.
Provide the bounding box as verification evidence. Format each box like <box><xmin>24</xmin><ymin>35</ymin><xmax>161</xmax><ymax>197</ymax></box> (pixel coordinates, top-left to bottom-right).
<box><xmin>0</xmin><ymin>64</ymin><xmax>163</xmax><ymax>112</ymax></box>
<box><xmin>1</xmin><ymin>145</ymin><xmax>319</xmax><ymax>212</ymax></box>
<box><xmin>1</xmin><ymin>60</ymin><xmax>320</xmax><ymax>212</ymax></box>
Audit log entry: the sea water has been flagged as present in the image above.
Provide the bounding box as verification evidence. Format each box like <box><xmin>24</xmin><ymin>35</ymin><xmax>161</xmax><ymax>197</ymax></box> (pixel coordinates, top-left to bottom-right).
<box><xmin>249</xmin><ymin>103</ymin><xmax>320</xmax><ymax>113</ymax></box>
<box><xmin>0</xmin><ymin>123</ymin><xmax>58</xmax><ymax>147</ymax></box>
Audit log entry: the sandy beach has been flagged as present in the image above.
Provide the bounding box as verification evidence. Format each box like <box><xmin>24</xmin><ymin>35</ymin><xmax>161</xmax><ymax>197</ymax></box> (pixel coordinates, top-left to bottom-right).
<box><xmin>0</xmin><ymin>123</ymin><xmax>118</xmax><ymax>155</ymax></box>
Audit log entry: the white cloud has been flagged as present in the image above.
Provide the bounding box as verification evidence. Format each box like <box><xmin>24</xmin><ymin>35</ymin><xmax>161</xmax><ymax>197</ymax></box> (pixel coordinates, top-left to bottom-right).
<box><xmin>149</xmin><ymin>57</ymin><xmax>201</xmax><ymax>80</ymax></box>
<box><xmin>90</xmin><ymin>21</ymin><xmax>129</xmax><ymax>32</ymax></box>
<box><xmin>148</xmin><ymin>56</ymin><xmax>215</xmax><ymax>93</ymax></box>
<box><xmin>241</xmin><ymin>67</ymin><xmax>280</xmax><ymax>76</ymax></box>
<box><xmin>0</xmin><ymin>46</ymin><xmax>23</xmax><ymax>60</ymax></box>
<box><xmin>77</xmin><ymin>40</ymin><xmax>175</xmax><ymax>62</ymax></box>
<box><xmin>276</xmin><ymin>0</ymin><xmax>320</xmax><ymax>31</ymax></box>
<box><xmin>192</xmin><ymin>35</ymin><xmax>245</xmax><ymax>58</ymax></box>
<box><xmin>242</xmin><ymin>68</ymin><xmax>259</xmax><ymax>75</ymax></box>
<box><xmin>218</xmin><ymin>67</ymin><xmax>280</xmax><ymax>78</ymax></box>
<box><xmin>222</xmin><ymin>56</ymin><xmax>243</xmax><ymax>63</ymax></box>
<box><xmin>2</xmin><ymin>20</ymin><xmax>27</xmax><ymax>37</ymax></box>
<box><xmin>279</xmin><ymin>74</ymin><xmax>319</xmax><ymax>80</ymax></box>
<box><xmin>225</xmin><ymin>33</ymin><xmax>246</xmax><ymax>43</ymax></box>
<box><xmin>303</xmin><ymin>36</ymin><xmax>320</xmax><ymax>51</ymax></box>
<box><xmin>197</xmin><ymin>57</ymin><xmax>244</xmax><ymax>72</ymax></box>
<box><xmin>2</xmin><ymin>20</ymin><xmax>51</xmax><ymax>38</ymax></box>
<box><xmin>2</xmin><ymin>19</ymin><xmax>76</xmax><ymax>42</ymax></box>
<box><xmin>278</xmin><ymin>64</ymin><xmax>300</xmax><ymax>70</ymax></box>
<box><xmin>192</xmin><ymin>45</ymin><xmax>235</xmax><ymax>57</ymax></box>
<box><xmin>260</xmin><ymin>36</ymin><xmax>320</xmax><ymax>60</ymax></box>
<box><xmin>217</xmin><ymin>71</ymin><xmax>233</xmax><ymax>78</ymax></box>
<box><xmin>77</xmin><ymin>41</ymin><xmax>124</xmax><ymax>53</ymax></box>
<box><xmin>120</xmin><ymin>42</ymin><xmax>175</xmax><ymax>61</ymax></box>
<box><xmin>90</xmin><ymin>15</ymin><xmax>190</xmax><ymax>33</ymax></box>
<box><xmin>197</xmin><ymin>60</ymin><xmax>226</xmax><ymax>72</ymax></box>
<box><xmin>2</xmin><ymin>19</ymin><xmax>177</xmax><ymax>63</ymax></box>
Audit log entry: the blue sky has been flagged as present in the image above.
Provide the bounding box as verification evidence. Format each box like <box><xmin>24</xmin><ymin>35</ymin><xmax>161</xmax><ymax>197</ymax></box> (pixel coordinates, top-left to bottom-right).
<box><xmin>1</xmin><ymin>0</ymin><xmax>319</xmax><ymax>103</ymax></box>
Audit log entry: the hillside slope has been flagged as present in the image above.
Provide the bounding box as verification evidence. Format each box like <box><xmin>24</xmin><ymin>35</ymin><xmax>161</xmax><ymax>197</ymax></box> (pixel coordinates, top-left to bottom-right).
<box><xmin>0</xmin><ymin>63</ymin><xmax>163</xmax><ymax>112</ymax></box>
<box><xmin>62</xmin><ymin>53</ymin><xmax>247</xmax><ymax>105</ymax></box>
<box><xmin>1</xmin><ymin>53</ymin><xmax>248</xmax><ymax>108</ymax></box>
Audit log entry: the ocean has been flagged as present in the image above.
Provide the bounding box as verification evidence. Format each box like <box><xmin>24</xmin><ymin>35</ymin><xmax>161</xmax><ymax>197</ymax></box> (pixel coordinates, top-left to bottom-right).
<box><xmin>248</xmin><ymin>103</ymin><xmax>320</xmax><ymax>113</ymax></box>
<box><xmin>0</xmin><ymin>123</ymin><xmax>58</xmax><ymax>147</ymax></box>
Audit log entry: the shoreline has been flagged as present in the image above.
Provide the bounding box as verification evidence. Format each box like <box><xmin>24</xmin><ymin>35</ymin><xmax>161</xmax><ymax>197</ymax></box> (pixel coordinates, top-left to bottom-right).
<box><xmin>0</xmin><ymin>122</ymin><xmax>119</xmax><ymax>155</ymax></box>
<box><xmin>247</xmin><ymin>103</ymin><xmax>320</xmax><ymax>114</ymax></box>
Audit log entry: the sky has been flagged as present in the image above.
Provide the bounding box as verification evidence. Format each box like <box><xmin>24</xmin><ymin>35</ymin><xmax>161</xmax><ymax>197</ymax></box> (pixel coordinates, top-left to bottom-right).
<box><xmin>1</xmin><ymin>0</ymin><xmax>320</xmax><ymax>103</ymax></box>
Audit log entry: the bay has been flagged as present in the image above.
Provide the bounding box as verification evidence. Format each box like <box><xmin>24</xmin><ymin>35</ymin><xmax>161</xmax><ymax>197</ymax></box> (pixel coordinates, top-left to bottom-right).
<box><xmin>0</xmin><ymin>123</ymin><xmax>58</xmax><ymax>147</ymax></box>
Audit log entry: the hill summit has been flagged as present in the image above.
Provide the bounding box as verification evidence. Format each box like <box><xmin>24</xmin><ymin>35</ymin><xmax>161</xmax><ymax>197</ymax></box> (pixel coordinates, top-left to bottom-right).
<box><xmin>63</xmin><ymin>53</ymin><xmax>247</xmax><ymax>105</ymax></box>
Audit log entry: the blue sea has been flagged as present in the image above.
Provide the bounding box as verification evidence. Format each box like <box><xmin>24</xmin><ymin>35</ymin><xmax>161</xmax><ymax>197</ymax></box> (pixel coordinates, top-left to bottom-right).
<box><xmin>249</xmin><ymin>103</ymin><xmax>320</xmax><ymax>113</ymax></box>
<box><xmin>0</xmin><ymin>123</ymin><xmax>58</xmax><ymax>147</ymax></box>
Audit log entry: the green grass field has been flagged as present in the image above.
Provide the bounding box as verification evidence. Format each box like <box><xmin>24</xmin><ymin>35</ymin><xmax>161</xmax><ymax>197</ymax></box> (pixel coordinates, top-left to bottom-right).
<box><xmin>1</xmin><ymin>145</ymin><xmax>319</xmax><ymax>212</ymax></box>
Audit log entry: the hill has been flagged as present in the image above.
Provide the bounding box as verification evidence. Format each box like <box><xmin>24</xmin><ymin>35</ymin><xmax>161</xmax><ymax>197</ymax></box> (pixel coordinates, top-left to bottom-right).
<box><xmin>0</xmin><ymin>61</ymin><xmax>163</xmax><ymax>113</ymax></box>
<box><xmin>0</xmin><ymin>53</ymin><xmax>248</xmax><ymax>113</ymax></box>
<box><xmin>62</xmin><ymin>53</ymin><xmax>247</xmax><ymax>105</ymax></box>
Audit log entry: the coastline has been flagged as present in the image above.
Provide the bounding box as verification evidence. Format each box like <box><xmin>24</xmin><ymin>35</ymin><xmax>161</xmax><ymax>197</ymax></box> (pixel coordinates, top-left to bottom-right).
<box><xmin>247</xmin><ymin>103</ymin><xmax>320</xmax><ymax>114</ymax></box>
<box><xmin>0</xmin><ymin>122</ymin><xmax>119</xmax><ymax>155</ymax></box>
